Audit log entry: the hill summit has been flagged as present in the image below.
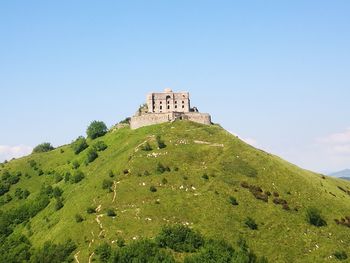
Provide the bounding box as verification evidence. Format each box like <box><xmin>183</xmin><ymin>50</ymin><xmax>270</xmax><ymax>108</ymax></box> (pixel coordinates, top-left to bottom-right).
<box><xmin>0</xmin><ymin>121</ymin><xmax>350</xmax><ymax>262</ymax></box>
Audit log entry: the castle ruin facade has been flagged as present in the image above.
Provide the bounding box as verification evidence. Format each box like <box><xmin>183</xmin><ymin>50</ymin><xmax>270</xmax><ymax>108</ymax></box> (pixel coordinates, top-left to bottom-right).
<box><xmin>130</xmin><ymin>88</ymin><xmax>211</xmax><ymax>129</ymax></box>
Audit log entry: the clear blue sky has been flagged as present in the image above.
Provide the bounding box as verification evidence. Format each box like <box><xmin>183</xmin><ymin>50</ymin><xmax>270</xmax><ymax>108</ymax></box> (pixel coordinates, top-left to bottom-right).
<box><xmin>1</xmin><ymin>1</ymin><xmax>350</xmax><ymax>173</ymax></box>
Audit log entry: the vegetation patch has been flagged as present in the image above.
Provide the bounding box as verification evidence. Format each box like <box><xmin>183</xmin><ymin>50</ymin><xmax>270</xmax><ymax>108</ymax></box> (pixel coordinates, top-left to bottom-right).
<box><xmin>306</xmin><ymin>207</ymin><xmax>327</xmax><ymax>227</ymax></box>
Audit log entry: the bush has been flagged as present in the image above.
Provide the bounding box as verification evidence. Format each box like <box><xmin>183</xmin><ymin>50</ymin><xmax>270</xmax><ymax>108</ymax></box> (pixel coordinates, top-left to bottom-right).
<box><xmin>72</xmin><ymin>161</ymin><xmax>80</xmax><ymax>169</ymax></box>
<box><xmin>53</xmin><ymin>187</ymin><xmax>63</xmax><ymax>198</ymax></box>
<box><xmin>32</xmin><ymin>143</ymin><xmax>54</xmax><ymax>153</ymax></box>
<box><xmin>162</xmin><ymin>178</ymin><xmax>168</xmax><ymax>184</ymax></box>
<box><xmin>71</xmin><ymin>136</ymin><xmax>88</xmax><ymax>154</ymax></box>
<box><xmin>102</xmin><ymin>179</ymin><xmax>113</xmax><ymax>190</ymax></box>
<box><xmin>71</xmin><ymin>170</ymin><xmax>84</xmax><ymax>184</ymax></box>
<box><xmin>157</xmin><ymin>163</ymin><xmax>166</xmax><ymax>174</ymax></box>
<box><xmin>54</xmin><ymin>174</ymin><xmax>63</xmax><ymax>183</ymax></box>
<box><xmin>108</xmin><ymin>170</ymin><xmax>115</xmax><ymax>178</ymax></box>
<box><xmin>55</xmin><ymin>198</ymin><xmax>64</xmax><ymax>211</ymax></box>
<box><xmin>106</xmin><ymin>209</ymin><xmax>116</xmax><ymax>217</ymax></box>
<box><xmin>94</xmin><ymin>141</ymin><xmax>108</xmax><ymax>151</ymax></box>
<box><xmin>95</xmin><ymin>242</ymin><xmax>112</xmax><ymax>263</ymax></box>
<box><xmin>86</xmin><ymin>207</ymin><xmax>96</xmax><ymax>214</ymax></box>
<box><xmin>75</xmin><ymin>214</ymin><xmax>84</xmax><ymax>223</ymax></box>
<box><xmin>245</xmin><ymin>217</ymin><xmax>258</xmax><ymax>230</ymax></box>
<box><xmin>0</xmin><ymin>183</ymin><xmax>10</xmax><ymax>196</ymax></box>
<box><xmin>86</xmin><ymin>121</ymin><xmax>107</xmax><ymax>139</ymax></box>
<box><xmin>229</xmin><ymin>196</ymin><xmax>238</xmax><ymax>206</ymax></box>
<box><xmin>156</xmin><ymin>135</ymin><xmax>166</xmax><ymax>149</ymax></box>
<box><xmin>202</xmin><ymin>174</ymin><xmax>209</xmax><ymax>180</ymax></box>
<box><xmin>111</xmin><ymin>239</ymin><xmax>175</xmax><ymax>262</ymax></box>
<box><xmin>156</xmin><ymin>225</ymin><xmax>204</xmax><ymax>252</ymax></box>
<box><xmin>306</xmin><ymin>207</ymin><xmax>327</xmax><ymax>227</ymax></box>
<box><xmin>184</xmin><ymin>239</ymin><xmax>234</xmax><ymax>263</ymax></box>
<box><xmin>334</xmin><ymin>251</ymin><xmax>348</xmax><ymax>260</ymax></box>
<box><xmin>117</xmin><ymin>237</ymin><xmax>125</xmax><ymax>247</ymax></box>
<box><xmin>30</xmin><ymin>239</ymin><xmax>76</xmax><ymax>263</ymax></box>
<box><xmin>85</xmin><ymin>148</ymin><xmax>98</xmax><ymax>164</ymax></box>
<box><xmin>150</xmin><ymin>186</ymin><xmax>157</xmax><ymax>192</ymax></box>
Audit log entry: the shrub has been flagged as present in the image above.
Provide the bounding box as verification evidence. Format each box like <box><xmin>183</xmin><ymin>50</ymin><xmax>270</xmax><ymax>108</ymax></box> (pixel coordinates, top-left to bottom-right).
<box><xmin>75</xmin><ymin>214</ymin><xmax>84</xmax><ymax>223</ymax></box>
<box><xmin>117</xmin><ymin>237</ymin><xmax>125</xmax><ymax>247</ymax></box>
<box><xmin>162</xmin><ymin>178</ymin><xmax>168</xmax><ymax>184</ymax></box>
<box><xmin>30</xmin><ymin>239</ymin><xmax>76</xmax><ymax>263</ymax></box>
<box><xmin>0</xmin><ymin>183</ymin><xmax>10</xmax><ymax>196</ymax></box>
<box><xmin>55</xmin><ymin>198</ymin><xmax>64</xmax><ymax>211</ymax></box>
<box><xmin>95</xmin><ymin>242</ymin><xmax>112</xmax><ymax>262</ymax></box>
<box><xmin>334</xmin><ymin>251</ymin><xmax>348</xmax><ymax>260</ymax></box>
<box><xmin>54</xmin><ymin>174</ymin><xmax>63</xmax><ymax>183</ymax></box>
<box><xmin>229</xmin><ymin>196</ymin><xmax>238</xmax><ymax>206</ymax></box>
<box><xmin>143</xmin><ymin>170</ymin><xmax>150</xmax><ymax>176</ymax></box>
<box><xmin>28</xmin><ymin>160</ymin><xmax>36</xmax><ymax>168</ymax></box>
<box><xmin>245</xmin><ymin>217</ymin><xmax>258</xmax><ymax>230</ymax></box>
<box><xmin>157</xmin><ymin>163</ymin><xmax>166</xmax><ymax>173</ymax></box>
<box><xmin>94</xmin><ymin>141</ymin><xmax>108</xmax><ymax>151</ymax></box>
<box><xmin>37</xmin><ymin>169</ymin><xmax>44</xmax><ymax>176</ymax></box>
<box><xmin>156</xmin><ymin>135</ymin><xmax>166</xmax><ymax>149</ymax></box>
<box><xmin>106</xmin><ymin>209</ymin><xmax>116</xmax><ymax>217</ymax></box>
<box><xmin>53</xmin><ymin>187</ymin><xmax>63</xmax><ymax>198</ymax></box>
<box><xmin>156</xmin><ymin>225</ymin><xmax>204</xmax><ymax>252</ymax></box>
<box><xmin>71</xmin><ymin>170</ymin><xmax>84</xmax><ymax>184</ymax></box>
<box><xmin>14</xmin><ymin>188</ymin><xmax>30</xmax><ymax>199</ymax></box>
<box><xmin>102</xmin><ymin>179</ymin><xmax>113</xmax><ymax>190</ymax></box>
<box><xmin>64</xmin><ymin>172</ymin><xmax>71</xmax><ymax>183</ymax></box>
<box><xmin>306</xmin><ymin>207</ymin><xmax>327</xmax><ymax>227</ymax></box>
<box><xmin>72</xmin><ymin>161</ymin><xmax>80</xmax><ymax>169</ymax></box>
<box><xmin>108</xmin><ymin>170</ymin><xmax>115</xmax><ymax>178</ymax></box>
<box><xmin>202</xmin><ymin>174</ymin><xmax>209</xmax><ymax>180</ymax></box>
<box><xmin>150</xmin><ymin>186</ymin><xmax>157</xmax><ymax>192</ymax></box>
<box><xmin>184</xmin><ymin>239</ymin><xmax>234</xmax><ymax>263</ymax></box>
<box><xmin>85</xmin><ymin>148</ymin><xmax>98</xmax><ymax>164</ymax></box>
<box><xmin>111</xmin><ymin>239</ymin><xmax>175</xmax><ymax>262</ymax></box>
<box><xmin>71</xmin><ymin>136</ymin><xmax>88</xmax><ymax>154</ymax></box>
<box><xmin>32</xmin><ymin>142</ymin><xmax>54</xmax><ymax>153</ymax></box>
<box><xmin>86</xmin><ymin>207</ymin><xmax>96</xmax><ymax>214</ymax></box>
<box><xmin>86</xmin><ymin>121</ymin><xmax>107</xmax><ymax>139</ymax></box>
<box><xmin>141</xmin><ymin>142</ymin><xmax>152</xmax><ymax>151</ymax></box>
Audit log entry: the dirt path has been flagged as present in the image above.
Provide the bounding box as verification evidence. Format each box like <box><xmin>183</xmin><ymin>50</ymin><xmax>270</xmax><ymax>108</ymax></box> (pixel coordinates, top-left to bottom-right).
<box><xmin>88</xmin><ymin>252</ymin><xmax>95</xmax><ymax>263</ymax></box>
<box><xmin>112</xmin><ymin>181</ymin><xmax>119</xmax><ymax>203</ymax></box>
<box><xmin>74</xmin><ymin>251</ymin><xmax>80</xmax><ymax>263</ymax></box>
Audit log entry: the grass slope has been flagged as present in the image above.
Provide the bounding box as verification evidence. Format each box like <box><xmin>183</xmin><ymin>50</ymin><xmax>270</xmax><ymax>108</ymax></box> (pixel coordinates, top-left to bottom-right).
<box><xmin>1</xmin><ymin>121</ymin><xmax>350</xmax><ymax>263</ymax></box>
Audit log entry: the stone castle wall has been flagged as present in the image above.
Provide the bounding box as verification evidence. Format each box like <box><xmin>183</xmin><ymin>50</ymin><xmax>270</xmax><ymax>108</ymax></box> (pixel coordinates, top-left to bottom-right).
<box><xmin>130</xmin><ymin>112</ymin><xmax>211</xmax><ymax>129</ymax></box>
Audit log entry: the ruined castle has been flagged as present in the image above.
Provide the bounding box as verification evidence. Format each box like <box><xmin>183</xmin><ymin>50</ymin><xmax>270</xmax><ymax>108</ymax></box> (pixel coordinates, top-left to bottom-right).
<box><xmin>130</xmin><ymin>89</ymin><xmax>212</xmax><ymax>129</ymax></box>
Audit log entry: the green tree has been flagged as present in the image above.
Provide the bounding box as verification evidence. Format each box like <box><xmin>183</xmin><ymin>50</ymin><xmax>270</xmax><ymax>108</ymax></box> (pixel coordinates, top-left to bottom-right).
<box><xmin>32</xmin><ymin>143</ymin><xmax>54</xmax><ymax>153</ymax></box>
<box><xmin>156</xmin><ymin>225</ymin><xmax>204</xmax><ymax>252</ymax></box>
<box><xmin>71</xmin><ymin>136</ymin><xmax>88</xmax><ymax>154</ymax></box>
<box><xmin>95</xmin><ymin>242</ymin><xmax>112</xmax><ymax>263</ymax></box>
<box><xmin>86</xmin><ymin>121</ymin><xmax>107</xmax><ymax>139</ymax></box>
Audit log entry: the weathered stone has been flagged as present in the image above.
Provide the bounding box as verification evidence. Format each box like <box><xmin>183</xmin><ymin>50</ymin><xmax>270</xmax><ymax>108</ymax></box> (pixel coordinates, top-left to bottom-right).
<box><xmin>130</xmin><ymin>89</ymin><xmax>212</xmax><ymax>129</ymax></box>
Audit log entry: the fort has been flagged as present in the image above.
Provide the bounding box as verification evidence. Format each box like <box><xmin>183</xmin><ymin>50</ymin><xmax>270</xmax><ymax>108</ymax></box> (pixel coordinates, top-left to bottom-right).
<box><xmin>130</xmin><ymin>88</ymin><xmax>212</xmax><ymax>129</ymax></box>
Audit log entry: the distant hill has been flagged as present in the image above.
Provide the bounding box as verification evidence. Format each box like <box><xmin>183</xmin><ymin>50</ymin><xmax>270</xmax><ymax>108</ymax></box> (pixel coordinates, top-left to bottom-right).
<box><xmin>330</xmin><ymin>169</ymin><xmax>350</xmax><ymax>178</ymax></box>
<box><xmin>0</xmin><ymin>121</ymin><xmax>349</xmax><ymax>262</ymax></box>
<box><xmin>340</xmin><ymin>177</ymin><xmax>350</xmax><ymax>181</ymax></box>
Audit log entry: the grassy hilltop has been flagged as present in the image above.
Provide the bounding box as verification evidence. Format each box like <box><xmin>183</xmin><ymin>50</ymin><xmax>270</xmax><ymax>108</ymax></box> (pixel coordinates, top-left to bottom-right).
<box><xmin>1</xmin><ymin>121</ymin><xmax>350</xmax><ymax>263</ymax></box>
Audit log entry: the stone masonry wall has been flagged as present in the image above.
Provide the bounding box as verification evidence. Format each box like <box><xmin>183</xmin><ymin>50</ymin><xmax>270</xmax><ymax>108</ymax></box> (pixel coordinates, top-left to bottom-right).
<box><xmin>130</xmin><ymin>112</ymin><xmax>211</xmax><ymax>129</ymax></box>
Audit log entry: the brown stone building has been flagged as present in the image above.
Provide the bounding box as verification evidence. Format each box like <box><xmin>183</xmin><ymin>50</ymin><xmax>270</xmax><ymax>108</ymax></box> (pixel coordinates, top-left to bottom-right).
<box><xmin>130</xmin><ymin>89</ymin><xmax>211</xmax><ymax>129</ymax></box>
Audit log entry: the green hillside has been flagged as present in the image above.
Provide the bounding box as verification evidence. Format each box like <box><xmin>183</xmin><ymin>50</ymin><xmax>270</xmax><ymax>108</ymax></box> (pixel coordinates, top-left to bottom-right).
<box><xmin>1</xmin><ymin>121</ymin><xmax>350</xmax><ymax>263</ymax></box>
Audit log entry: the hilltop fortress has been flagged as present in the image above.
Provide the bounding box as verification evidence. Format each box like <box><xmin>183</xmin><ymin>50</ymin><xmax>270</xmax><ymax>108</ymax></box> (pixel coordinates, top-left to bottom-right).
<box><xmin>130</xmin><ymin>89</ymin><xmax>212</xmax><ymax>129</ymax></box>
